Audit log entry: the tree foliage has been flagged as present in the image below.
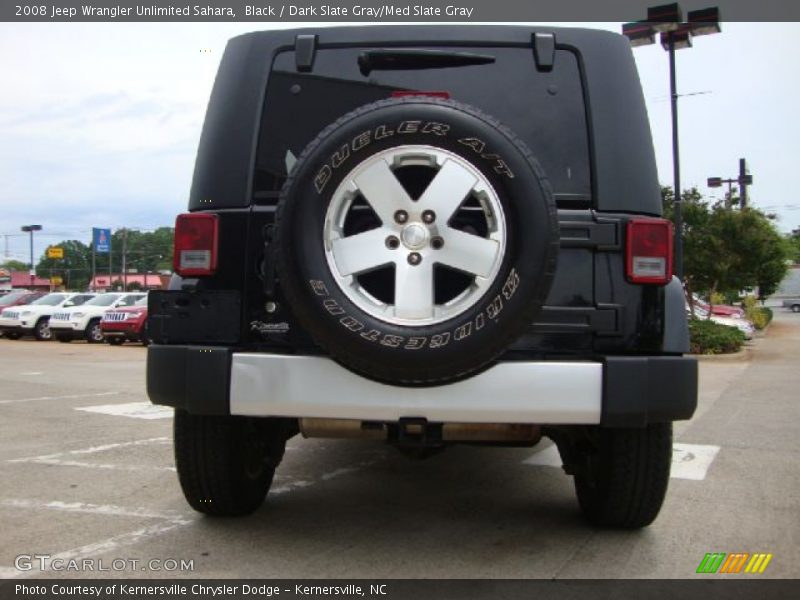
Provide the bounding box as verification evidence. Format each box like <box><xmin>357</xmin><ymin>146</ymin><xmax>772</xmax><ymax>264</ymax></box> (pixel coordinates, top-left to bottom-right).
<box><xmin>788</xmin><ymin>228</ymin><xmax>800</xmax><ymax>264</ymax></box>
<box><xmin>35</xmin><ymin>240</ymin><xmax>93</xmax><ymax>290</ymax></box>
<box><xmin>0</xmin><ymin>259</ymin><xmax>29</xmax><ymax>271</ymax></box>
<box><xmin>662</xmin><ymin>187</ymin><xmax>790</xmax><ymax>302</ymax></box>
<box><xmin>34</xmin><ymin>228</ymin><xmax>174</xmax><ymax>291</ymax></box>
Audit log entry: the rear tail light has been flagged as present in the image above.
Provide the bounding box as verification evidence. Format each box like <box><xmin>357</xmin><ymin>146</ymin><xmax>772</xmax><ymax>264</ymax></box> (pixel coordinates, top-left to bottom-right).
<box><xmin>626</xmin><ymin>218</ymin><xmax>674</xmax><ymax>285</ymax></box>
<box><xmin>173</xmin><ymin>213</ymin><xmax>218</xmax><ymax>277</ymax></box>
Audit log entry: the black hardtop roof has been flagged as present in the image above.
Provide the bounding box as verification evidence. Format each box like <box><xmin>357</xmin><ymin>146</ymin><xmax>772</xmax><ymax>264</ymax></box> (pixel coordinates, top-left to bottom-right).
<box><xmin>189</xmin><ymin>24</ymin><xmax>661</xmax><ymax>215</ymax></box>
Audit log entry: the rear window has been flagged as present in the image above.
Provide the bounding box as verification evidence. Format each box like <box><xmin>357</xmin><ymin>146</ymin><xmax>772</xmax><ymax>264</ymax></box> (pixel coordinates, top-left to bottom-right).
<box><xmin>254</xmin><ymin>46</ymin><xmax>591</xmax><ymax>208</ymax></box>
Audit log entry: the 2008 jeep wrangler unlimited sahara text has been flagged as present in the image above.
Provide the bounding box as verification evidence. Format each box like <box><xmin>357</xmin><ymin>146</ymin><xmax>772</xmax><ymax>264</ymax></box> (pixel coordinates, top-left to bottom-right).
<box><xmin>147</xmin><ymin>25</ymin><xmax>697</xmax><ymax>528</ymax></box>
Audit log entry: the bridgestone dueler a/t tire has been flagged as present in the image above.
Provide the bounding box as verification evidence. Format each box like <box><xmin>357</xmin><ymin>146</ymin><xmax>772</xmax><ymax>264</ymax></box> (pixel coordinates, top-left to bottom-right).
<box><xmin>574</xmin><ymin>423</ymin><xmax>673</xmax><ymax>529</ymax></box>
<box><xmin>174</xmin><ymin>410</ymin><xmax>285</xmax><ymax>517</ymax></box>
<box><xmin>275</xmin><ymin>98</ymin><xmax>559</xmax><ymax>385</ymax></box>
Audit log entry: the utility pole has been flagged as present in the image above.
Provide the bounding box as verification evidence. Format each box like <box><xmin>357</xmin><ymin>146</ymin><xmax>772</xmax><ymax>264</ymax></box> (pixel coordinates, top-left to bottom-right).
<box><xmin>739</xmin><ymin>158</ymin><xmax>749</xmax><ymax>208</ymax></box>
<box><xmin>708</xmin><ymin>159</ymin><xmax>752</xmax><ymax>210</ymax></box>
<box><xmin>109</xmin><ymin>232</ymin><xmax>113</xmax><ymax>289</ymax></box>
<box><xmin>91</xmin><ymin>229</ymin><xmax>96</xmax><ymax>292</ymax></box>
<box><xmin>20</xmin><ymin>225</ymin><xmax>42</xmax><ymax>288</ymax></box>
<box><xmin>122</xmin><ymin>228</ymin><xmax>127</xmax><ymax>292</ymax></box>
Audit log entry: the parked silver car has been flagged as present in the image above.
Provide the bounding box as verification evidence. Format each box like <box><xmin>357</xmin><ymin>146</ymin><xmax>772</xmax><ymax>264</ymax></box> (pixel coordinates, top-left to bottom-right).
<box><xmin>782</xmin><ymin>298</ymin><xmax>800</xmax><ymax>313</ymax></box>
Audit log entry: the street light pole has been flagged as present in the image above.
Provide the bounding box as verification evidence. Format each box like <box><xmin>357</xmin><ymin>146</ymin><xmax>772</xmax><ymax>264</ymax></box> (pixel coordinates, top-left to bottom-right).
<box><xmin>668</xmin><ymin>31</ymin><xmax>684</xmax><ymax>279</ymax></box>
<box><xmin>20</xmin><ymin>225</ymin><xmax>42</xmax><ymax>288</ymax></box>
<box><xmin>622</xmin><ymin>3</ymin><xmax>721</xmax><ymax>282</ymax></box>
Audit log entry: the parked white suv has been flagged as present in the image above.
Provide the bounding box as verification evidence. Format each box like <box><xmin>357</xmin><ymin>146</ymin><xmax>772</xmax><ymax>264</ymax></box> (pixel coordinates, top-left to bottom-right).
<box><xmin>0</xmin><ymin>292</ymin><xmax>96</xmax><ymax>341</ymax></box>
<box><xmin>51</xmin><ymin>292</ymin><xmax>146</xmax><ymax>343</ymax></box>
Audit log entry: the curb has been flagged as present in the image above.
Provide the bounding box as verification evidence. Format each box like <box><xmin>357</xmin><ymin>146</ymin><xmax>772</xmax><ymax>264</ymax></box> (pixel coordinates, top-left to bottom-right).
<box><xmin>690</xmin><ymin>345</ymin><xmax>752</xmax><ymax>361</ymax></box>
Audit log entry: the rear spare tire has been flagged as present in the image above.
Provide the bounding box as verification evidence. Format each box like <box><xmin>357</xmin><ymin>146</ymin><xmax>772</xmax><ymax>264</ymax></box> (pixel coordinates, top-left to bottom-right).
<box><xmin>275</xmin><ymin>98</ymin><xmax>558</xmax><ymax>385</ymax></box>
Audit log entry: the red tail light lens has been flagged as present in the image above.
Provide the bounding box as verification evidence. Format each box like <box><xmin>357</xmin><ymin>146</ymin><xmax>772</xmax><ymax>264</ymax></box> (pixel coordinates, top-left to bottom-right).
<box><xmin>626</xmin><ymin>218</ymin><xmax>673</xmax><ymax>285</ymax></box>
<box><xmin>173</xmin><ymin>213</ymin><xmax>218</xmax><ymax>277</ymax></box>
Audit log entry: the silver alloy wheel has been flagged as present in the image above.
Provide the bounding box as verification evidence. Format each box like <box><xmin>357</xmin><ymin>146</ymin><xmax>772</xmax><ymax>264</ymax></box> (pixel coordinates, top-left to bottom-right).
<box><xmin>324</xmin><ymin>145</ymin><xmax>506</xmax><ymax>326</ymax></box>
<box><xmin>37</xmin><ymin>319</ymin><xmax>51</xmax><ymax>340</ymax></box>
<box><xmin>90</xmin><ymin>322</ymin><xmax>103</xmax><ymax>342</ymax></box>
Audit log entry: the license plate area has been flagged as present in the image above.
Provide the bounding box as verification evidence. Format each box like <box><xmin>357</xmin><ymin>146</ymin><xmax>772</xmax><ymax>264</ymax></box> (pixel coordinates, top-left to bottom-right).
<box><xmin>148</xmin><ymin>290</ymin><xmax>241</xmax><ymax>344</ymax></box>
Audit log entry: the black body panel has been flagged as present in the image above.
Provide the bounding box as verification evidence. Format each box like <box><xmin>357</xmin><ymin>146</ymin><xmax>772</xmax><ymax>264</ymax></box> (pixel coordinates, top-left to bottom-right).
<box><xmin>189</xmin><ymin>26</ymin><xmax>660</xmax><ymax>215</ymax></box>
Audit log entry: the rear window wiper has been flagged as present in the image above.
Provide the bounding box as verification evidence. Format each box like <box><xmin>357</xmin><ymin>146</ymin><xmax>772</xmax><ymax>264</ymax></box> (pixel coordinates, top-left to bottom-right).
<box><xmin>358</xmin><ymin>49</ymin><xmax>495</xmax><ymax>76</ymax></box>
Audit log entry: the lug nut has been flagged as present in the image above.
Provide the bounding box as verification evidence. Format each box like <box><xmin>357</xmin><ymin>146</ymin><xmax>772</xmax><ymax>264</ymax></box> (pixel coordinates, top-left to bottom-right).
<box><xmin>394</xmin><ymin>210</ymin><xmax>409</xmax><ymax>224</ymax></box>
<box><xmin>385</xmin><ymin>235</ymin><xmax>400</xmax><ymax>249</ymax></box>
<box><xmin>407</xmin><ymin>252</ymin><xmax>422</xmax><ymax>266</ymax></box>
<box><xmin>431</xmin><ymin>236</ymin><xmax>444</xmax><ymax>250</ymax></box>
<box><xmin>422</xmin><ymin>210</ymin><xmax>436</xmax><ymax>224</ymax></box>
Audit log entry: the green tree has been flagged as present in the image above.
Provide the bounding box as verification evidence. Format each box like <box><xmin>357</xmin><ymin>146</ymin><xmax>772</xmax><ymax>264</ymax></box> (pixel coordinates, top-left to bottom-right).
<box><xmin>109</xmin><ymin>227</ymin><xmax>174</xmax><ymax>274</ymax></box>
<box><xmin>0</xmin><ymin>259</ymin><xmax>29</xmax><ymax>271</ymax></box>
<box><xmin>662</xmin><ymin>187</ymin><xmax>790</xmax><ymax>309</ymax></box>
<box><xmin>35</xmin><ymin>240</ymin><xmax>93</xmax><ymax>291</ymax></box>
<box><xmin>33</xmin><ymin>228</ymin><xmax>175</xmax><ymax>291</ymax></box>
<box><xmin>788</xmin><ymin>228</ymin><xmax>800</xmax><ymax>264</ymax></box>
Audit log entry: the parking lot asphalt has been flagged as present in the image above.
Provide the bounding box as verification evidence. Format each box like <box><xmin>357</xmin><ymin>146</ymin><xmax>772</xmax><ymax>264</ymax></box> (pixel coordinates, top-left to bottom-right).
<box><xmin>0</xmin><ymin>312</ymin><xmax>798</xmax><ymax>580</ymax></box>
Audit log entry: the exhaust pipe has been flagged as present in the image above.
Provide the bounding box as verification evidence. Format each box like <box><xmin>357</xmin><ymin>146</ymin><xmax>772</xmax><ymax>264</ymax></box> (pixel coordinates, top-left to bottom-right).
<box><xmin>300</xmin><ymin>418</ymin><xmax>386</xmax><ymax>440</ymax></box>
<box><xmin>442</xmin><ymin>423</ymin><xmax>540</xmax><ymax>443</ymax></box>
<box><xmin>299</xmin><ymin>418</ymin><xmax>540</xmax><ymax>444</ymax></box>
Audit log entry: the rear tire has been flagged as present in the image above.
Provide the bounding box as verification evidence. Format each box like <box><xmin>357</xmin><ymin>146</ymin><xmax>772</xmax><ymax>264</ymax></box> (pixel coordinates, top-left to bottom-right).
<box><xmin>792</xmin><ymin>304</ymin><xmax>800</xmax><ymax>313</ymax></box>
<box><xmin>174</xmin><ymin>410</ymin><xmax>289</xmax><ymax>516</ymax></box>
<box><xmin>573</xmin><ymin>423</ymin><xmax>672</xmax><ymax>529</ymax></box>
<box><xmin>34</xmin><ymin>318</ymin><xmax>51</xmax><ymax>341</ymax></box>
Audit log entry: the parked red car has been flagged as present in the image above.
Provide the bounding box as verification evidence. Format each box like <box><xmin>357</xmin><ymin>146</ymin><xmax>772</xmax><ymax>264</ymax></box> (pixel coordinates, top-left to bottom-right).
<box><xmin>101</xmin><ymin>296</ymin><xmax>149</xmax><ymax>345</ymax></box>
<box><xmin>692</xmin><ymin>295</ymin><xmax>745</xmax><ymax>318</ymax></box>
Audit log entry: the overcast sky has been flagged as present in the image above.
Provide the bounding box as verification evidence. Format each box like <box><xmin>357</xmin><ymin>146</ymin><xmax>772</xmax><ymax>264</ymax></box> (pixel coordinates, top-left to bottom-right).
<box><xmin>1</xmin><ymin>21</ymin><xmax>798</xmax><ymax>265</ymax></box>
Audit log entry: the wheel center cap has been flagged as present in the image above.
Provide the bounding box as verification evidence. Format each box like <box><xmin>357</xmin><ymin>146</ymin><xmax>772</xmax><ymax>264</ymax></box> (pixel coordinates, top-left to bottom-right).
<box><xmin>400</xmin><ymin>223</ymin><xmax>429</xmax><ymax>250</ymax></box>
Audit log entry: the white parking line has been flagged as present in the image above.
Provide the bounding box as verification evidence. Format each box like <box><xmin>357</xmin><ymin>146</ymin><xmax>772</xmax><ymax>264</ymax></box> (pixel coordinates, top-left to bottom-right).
<box><xmin>76</xmin><ymin>402</ymin><xmax>173</xmax><ymax>420</ymax></box>
<box><xmin>523</xmin><ymin>442</ymin><xmax>721</xmax><ymax>481</ymax></box>
<box><xmin>7</xmin><ymin>437</ymin><xmax>174</xmax><ymax>472</ymax></box>
<box><xmin>670</xmin><ymin>443</ymin><xmax>721</xmax><ymax>480</ymax></box>
<box><xmin>0</xmin><ymin>391</ymin><xmax>119</xmax><ymax>405</ymax></box>
<box><xmin>0</xmin><ymin>498</ymin><xmax>186</xmax><ymax>521</ymax></box>
<box><xmin>0</xmin><ymin>499</ymin><xmax>194</xmax><ymax>579</ymax></box>
<box><xmin>0</xmin><ymin>454</ymin><xmax>388</xmax><ymax>578</ymax></box>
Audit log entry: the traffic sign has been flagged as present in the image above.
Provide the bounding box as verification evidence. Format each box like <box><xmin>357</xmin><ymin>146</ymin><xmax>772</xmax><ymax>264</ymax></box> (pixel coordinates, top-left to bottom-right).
<box><xmin>47</xmin><ymin>246</ymin><xmax>64</xmax><ymax>259</ymax></box>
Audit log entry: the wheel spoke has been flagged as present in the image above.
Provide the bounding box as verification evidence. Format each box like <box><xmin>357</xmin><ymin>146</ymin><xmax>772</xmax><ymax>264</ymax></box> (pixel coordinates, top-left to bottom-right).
<box><xmin>331</xmin><ymin>229</ymin><xmax>395</xmax><ymax>277</ymax></box>
<box><xmin>418</xmin><ymin>159</ymin><xmax>478</xmax><ymax>221</ymax></box>
<box><xmin>352</xmin><ymin>159</ymin><xmax>413</xmax><ymax>225</ymax></box>
<box><xmin>435</xmin><ymin>228</ymin><xmax>500</xmax><ymax>278</ymax></box>
<box><xmin>394</xmin><ymin>261</ymin><xmax>435</xmax><ymax>320</ymax></box>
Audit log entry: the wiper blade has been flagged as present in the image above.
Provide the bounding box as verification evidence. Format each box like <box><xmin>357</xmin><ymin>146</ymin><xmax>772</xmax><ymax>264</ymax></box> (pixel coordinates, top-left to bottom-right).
<box><xmin>358</xmin><ymin>49</ymin><xmax>495</xmax><ymax>76</ymax></box>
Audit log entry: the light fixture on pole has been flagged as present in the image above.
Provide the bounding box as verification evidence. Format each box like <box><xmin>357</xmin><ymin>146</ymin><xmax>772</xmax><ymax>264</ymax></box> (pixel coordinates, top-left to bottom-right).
<box><xmin>622</xmin><ymin>3</ymin><xmax>721</xmax><ymax>281</ymax></box>
<box><xmin>707</xmin><ymin>158</ymin><xmax>753</xmax><ymax>209</ymax></box>
<box><xmin>20</xmin><ymin>225</ymin><xmax>42</xmax><ymax>288</ymax></box>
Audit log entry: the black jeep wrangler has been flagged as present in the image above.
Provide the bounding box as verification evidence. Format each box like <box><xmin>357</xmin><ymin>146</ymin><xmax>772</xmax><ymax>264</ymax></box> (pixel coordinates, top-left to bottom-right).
<box><xmin>147</xmin><ymin>25</ymin><xmax>697</xmax><ymax>528</ymax></box>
